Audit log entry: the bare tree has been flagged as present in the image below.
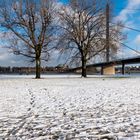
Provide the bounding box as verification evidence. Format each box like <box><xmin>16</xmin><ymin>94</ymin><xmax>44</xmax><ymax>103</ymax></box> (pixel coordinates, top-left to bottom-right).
<box><xmin>0</xmin><ymin>0</ymin><xmax>54</xmax><ymax>78</ymax></box>
<box><xmin>58</xmin><ymin>0</ymin><xmax>106</xmax><ymax>77</ymax></box>
<box><xmin>57</xmin><ymin>0</ymin><xmax>125</xmax><ymax>77</ymax></box>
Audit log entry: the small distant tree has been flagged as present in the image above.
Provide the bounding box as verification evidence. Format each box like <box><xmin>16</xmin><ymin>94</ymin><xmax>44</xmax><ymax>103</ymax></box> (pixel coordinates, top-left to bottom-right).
<box><xmin>0</xmin><ymin>0</ymin><xmax>54</xmax><ymax>78</ymax></box>
<box><xmin>58</xmin><ymin>0</ymin><xmax>105</xmax><ymax>77</ymax></box>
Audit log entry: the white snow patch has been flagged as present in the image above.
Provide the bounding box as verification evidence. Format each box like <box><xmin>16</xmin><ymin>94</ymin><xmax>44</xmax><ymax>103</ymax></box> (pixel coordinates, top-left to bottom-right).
<box><xmin>0</xmin><ymin>76</ymin><xmax>140</xmax><ymax>139</ymax></box>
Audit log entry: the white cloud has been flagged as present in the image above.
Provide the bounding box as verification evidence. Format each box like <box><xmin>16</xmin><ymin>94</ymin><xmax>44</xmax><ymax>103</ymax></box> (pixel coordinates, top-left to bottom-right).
<box><xmin>134</xmin><ymin>34</ymin><xmax>140</xmax><ymax>45</ymax></box>
<box><xmin>114</xmin><ymin>0</ymin><xmax>140</xmax><ymax>58</ymax></box>
<box><xmin>0</xmin><ymin>44</ymin><xmax>28</xmax><ymax>66</ymax></box>
<box><xmin>117</xmin><ymin>48</ymin><xmax>139</xmax><ymax>59</ymax></box>
<box><xmin>0</xmin><ymin>53</ymin><xmax>9</xmax><ymax>61</ymax></box>
<box><xmin>115</xmin><ymin>0</ymin><xmax>140</xmax><ymax>22</ymax></box>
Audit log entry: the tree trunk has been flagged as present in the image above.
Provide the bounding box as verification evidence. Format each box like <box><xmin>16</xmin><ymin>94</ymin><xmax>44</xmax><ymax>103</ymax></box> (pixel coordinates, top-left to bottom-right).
<box><xmin>35</xmin><ymin>57</ymin><xmax>41</xmax><ymax>79</ymax></box>
<box><xmin>81</xmin><ymin>56</ymin><xmax>87</xmax><ymax>77</ymax></box>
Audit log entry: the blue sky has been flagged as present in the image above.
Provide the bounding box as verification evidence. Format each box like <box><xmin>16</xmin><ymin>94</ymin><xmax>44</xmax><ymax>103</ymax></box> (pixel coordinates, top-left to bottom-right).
<box><xmin>59</xmin><ymin>0</ymin><xmax>69</xmax><ymax>4</ymax></box>
<box><xmin>60</xmin><ymin>0</ymin><xmax>140</xmax><ymax>59</ymax></box>
<box><xmin>0</xmin><ymin>0</ymin><xmax>140</xmax><ymax>67</ymax></box>
<box><xmin>113</xmin><ymin>0</ymin><xmax>140</xmax><ymax>58</ymax></box>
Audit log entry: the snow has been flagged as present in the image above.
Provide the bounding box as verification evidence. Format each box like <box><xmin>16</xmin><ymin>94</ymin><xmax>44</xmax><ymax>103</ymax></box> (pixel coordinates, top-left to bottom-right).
<box><xmin>0</xmin><ymin>75</ymin><xmax>140</xmax><ymax>139</ymax></box>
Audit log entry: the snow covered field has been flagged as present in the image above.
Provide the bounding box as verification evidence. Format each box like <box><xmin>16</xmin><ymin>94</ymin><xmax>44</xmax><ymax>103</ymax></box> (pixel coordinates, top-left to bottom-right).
<box><xmin>0</xmin><ymin>75</ymin><xmax>140</xmax><ymax>140</ymax></box>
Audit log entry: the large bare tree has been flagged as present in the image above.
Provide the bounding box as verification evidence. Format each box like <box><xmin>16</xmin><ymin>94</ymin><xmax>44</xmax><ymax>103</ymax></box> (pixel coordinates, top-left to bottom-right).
<box><xmin>58</xmin><ymin>0</ymin><xmax>106</xmax><ymax>77</ymax></box>
<box><xmin>58</xmin><ymin>0</ymin><xmax>125</xmax><ymax>77</ymax></box>
<box><xmin>0</xmin><ymin>0</ymin><xmax>54</xmax><ymax>78</ymax></box>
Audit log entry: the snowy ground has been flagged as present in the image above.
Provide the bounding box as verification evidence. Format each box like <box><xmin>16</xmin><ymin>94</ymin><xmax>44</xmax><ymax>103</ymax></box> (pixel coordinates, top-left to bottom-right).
<box><xmin>0</xmin><ymin>75</ymin><xmax>140</xmax><ymax>140</ymax></box>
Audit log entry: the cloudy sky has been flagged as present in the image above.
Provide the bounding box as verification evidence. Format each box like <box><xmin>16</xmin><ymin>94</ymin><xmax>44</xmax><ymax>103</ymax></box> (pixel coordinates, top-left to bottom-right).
<box><xmin>0</xmin><ymin>0</ymin><xmax>140</xmax><ymax>67</ymax></box>
<box><xmin>114</xmin><ymin>0</ymin><xmax>140</xmax><ymax>57</ymax></box>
